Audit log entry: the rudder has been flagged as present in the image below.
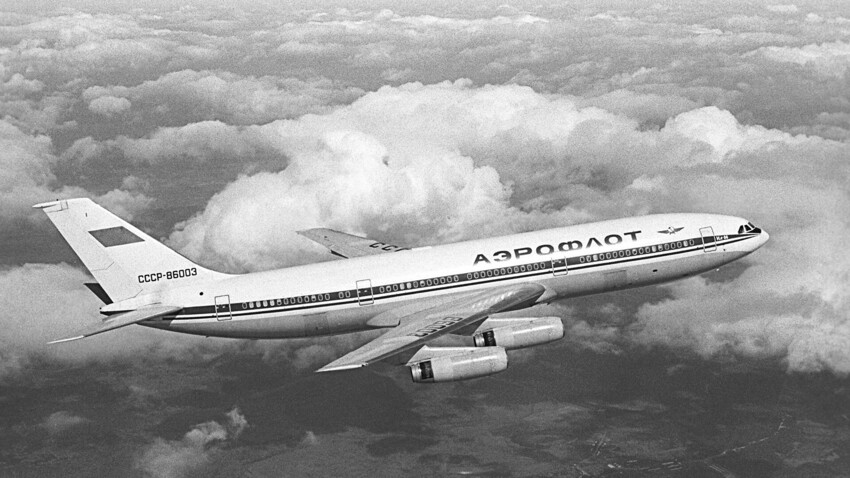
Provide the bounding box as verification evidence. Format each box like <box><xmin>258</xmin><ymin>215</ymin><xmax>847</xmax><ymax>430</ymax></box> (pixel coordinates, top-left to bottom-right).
<box><xmin>35</xmin><ymin>198</ymin><xmax>228</xmax><ymax>302</ymax></box>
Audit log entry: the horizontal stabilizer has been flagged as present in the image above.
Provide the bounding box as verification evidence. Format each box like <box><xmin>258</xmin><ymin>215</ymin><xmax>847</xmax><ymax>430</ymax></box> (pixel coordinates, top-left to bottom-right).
<box><xmin>48</xmin><ymin>305</ymin><xmax>181</xmax><ymax>344</ymax></box>
<box><xmin>84</xmin><ymin>283</ymin><xmax>113</xmax><ymax>304</ymax></box>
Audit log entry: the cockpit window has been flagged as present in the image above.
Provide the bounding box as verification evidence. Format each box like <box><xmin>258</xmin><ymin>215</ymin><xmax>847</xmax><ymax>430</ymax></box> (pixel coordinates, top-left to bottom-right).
<box><xmin>738</xmin><ymin>222</ymin><xmax>762</xmax><ymax>234</ymax></box>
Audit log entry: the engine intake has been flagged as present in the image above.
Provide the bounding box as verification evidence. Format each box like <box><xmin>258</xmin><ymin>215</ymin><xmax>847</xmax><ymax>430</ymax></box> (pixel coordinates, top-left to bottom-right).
<box><xmin>473</xmin><ymin>317</ymin><xmax>564</xmax><ymax>349</ymax></box>
<box><xmin>409</xmin><ymin>346</ymin><xmax>507</xmax><ymax>383</ymax></box>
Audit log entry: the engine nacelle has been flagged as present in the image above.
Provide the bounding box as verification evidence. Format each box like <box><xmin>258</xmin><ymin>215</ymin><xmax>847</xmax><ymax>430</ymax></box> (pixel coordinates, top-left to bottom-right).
<box><xmin>409</xmin><ymin>347</ymin><xmax>507</xmax><ymax>383</ymax></box>
<box><xmin>473</xmin><ymin>317</ymin><xmax>564</xmax><ymax>350</ymax></box>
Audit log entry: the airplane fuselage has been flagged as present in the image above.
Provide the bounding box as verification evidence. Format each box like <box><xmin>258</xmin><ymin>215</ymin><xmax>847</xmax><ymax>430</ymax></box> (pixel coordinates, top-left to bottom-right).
<box><xmin>122</xmin><ymin>213</ymin><xmax>768</xmax><ymax>339</ymax></box>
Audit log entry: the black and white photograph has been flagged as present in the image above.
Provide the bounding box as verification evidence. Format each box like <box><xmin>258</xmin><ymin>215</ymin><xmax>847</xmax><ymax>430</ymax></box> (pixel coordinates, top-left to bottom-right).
<box><xmin>1</xmin><ymin>0</ymin><xmax>849</xmax><ymax>476</ymax></box>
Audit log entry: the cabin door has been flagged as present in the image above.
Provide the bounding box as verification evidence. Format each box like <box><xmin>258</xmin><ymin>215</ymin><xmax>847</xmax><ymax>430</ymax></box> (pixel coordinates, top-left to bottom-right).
<box><xmin>356</xmin><ymin>279</ymin><xmax>374</xmax><ymax>306</ymax></box>
<box><xmin>551</xmin><ymin>257</ymin><xmax>568</xmax><ymax>276</ymax></box>
<box><xmin>699</xmin><ymin>227</ymin><xmax>717</xmax><ymax>252</ymax></box>
<box><xmin>215</xmin><ymin>295</ymin><xmax>232</xmax><ymax>321</ymax></box>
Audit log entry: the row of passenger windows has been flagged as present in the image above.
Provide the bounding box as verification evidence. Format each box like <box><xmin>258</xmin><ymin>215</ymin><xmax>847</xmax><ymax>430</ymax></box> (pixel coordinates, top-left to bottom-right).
<box><xmin>239</xmin><ymin>274</ymin><xmax>466</xmax><ymax>311</ymax></box>
<box><xmin>578</xmin><ymin>239</ymin><xmax>697</xmax><ymax>264</ymax></box>
<box><xmin>377</xmin><ymin>275</ymin><xmax>460</xmax><ymax>294</ymax></box>
<box><xmin>466</xmin><ymin>261</ymin><xmax>545</xmax><ymax>280</ymax></box>
<box><xmin>241</xmin><ymin>291</ymin><xmax>350</xmax><ymax>310</ymax></box>
<box><xmin>237</xmin><ymin>240</ymin><xmax>697</xmax><ymax>311</ymax></box>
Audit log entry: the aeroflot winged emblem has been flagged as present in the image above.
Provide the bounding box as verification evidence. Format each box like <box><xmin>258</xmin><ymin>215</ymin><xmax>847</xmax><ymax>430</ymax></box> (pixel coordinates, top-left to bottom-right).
<box><xmin>659</xmin><ymin>226</ymin><xmax>684</xmax><ymax>235</ymax></box>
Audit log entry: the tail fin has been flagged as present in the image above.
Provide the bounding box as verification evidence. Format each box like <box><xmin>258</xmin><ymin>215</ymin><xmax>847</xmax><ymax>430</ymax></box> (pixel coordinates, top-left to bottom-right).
<box><xmin>35</xmin><ymin>198</ymin><xmax>228</xmax><ymax>302</ymax></box>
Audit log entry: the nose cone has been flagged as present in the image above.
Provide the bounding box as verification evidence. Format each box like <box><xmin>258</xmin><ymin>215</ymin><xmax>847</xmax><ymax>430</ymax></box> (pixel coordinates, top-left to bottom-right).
<box><xmin>755</xmin><ymin>229</ymin><xmax>769</xmax><ymax>250</ymax></box>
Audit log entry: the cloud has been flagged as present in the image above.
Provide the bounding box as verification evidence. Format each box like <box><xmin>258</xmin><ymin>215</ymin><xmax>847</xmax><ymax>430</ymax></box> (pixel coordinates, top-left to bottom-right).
<box><xmin>1</xmin><ymin>73</ymin><xmax>45</xmax><ymax>95</ymax></box>
<box><xmin>154</xmin><ymin>80</ymin><xmax>850</xmax><ymax>377</ymax></box>
<box><xmin>88</xmin><ymin>95</ymin><xmax>131</xmax><ymax>116</ymax></box>
<box><xmin>0</xmin><ymin>118</ymin><xmax>153</xmax><ymax>227</ymax></box>
<box><xmin>136</xmin><ymin>407</ymin><xmax>248</xmax><ymax>478</ymax></box>
<box><xmin>166</xmin><ymin>128</ymin><xmax>516</xmax><ymax>272</ymax></box>
<box><xmin>751</xmin><ymin>41</ymin><xmax>850</xmax><ymax>77</ymax></box>
<box><xmin>42</xmin><ymin>410</ymin><xmax>91</xmax><ymax>435</ymax></box>
<box><xmin>766</xmin><ymin>4</ymin><xmax>800</xmax><ymax>14</ymax></box>
<box><xmin>82</xmin><ymin>70</ymin><xmax>365</xmax><ymax>126</ymax></box>
<box><xmin>2</xmin><ymin>1</ymin><xmax>850</xmax><ymax>389</ymax></box>
<box><xmin>0</xmin><ymin>262</ymin><xmax>226</xmax><ymax>380</ymax></box>
<box><xmin>0</xmin><ymin>119</ymin><xmax>79</xmax><ymax>222</ymax></box>
<box><xmin>0</xmin><ymin>259</ymin><xmax>367</xmax><ymax>381</ymax></box>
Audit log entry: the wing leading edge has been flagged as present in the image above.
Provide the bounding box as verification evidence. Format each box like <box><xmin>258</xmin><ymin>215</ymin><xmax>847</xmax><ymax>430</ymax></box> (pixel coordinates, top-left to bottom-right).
<box><xmin>316</xmin><ymin>282</ymin><xmax>546</xmax><ymax>372</ymax></box>
<box><xmin>48</xmin><ymin>304</ymin><xmax>182</xmax><ymax>344</ymax></box>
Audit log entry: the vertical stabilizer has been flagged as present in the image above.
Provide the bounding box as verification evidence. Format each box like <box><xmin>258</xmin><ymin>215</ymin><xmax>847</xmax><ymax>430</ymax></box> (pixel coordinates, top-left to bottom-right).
<box><xmin>35</xmin><ymin>198</ymin><xmax>228</xmax><ymax>302</ymax></box>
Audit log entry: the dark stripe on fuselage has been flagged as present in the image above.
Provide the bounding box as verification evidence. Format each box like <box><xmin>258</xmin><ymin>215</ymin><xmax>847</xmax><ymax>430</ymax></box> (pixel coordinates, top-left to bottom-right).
<box><xmin>129</xmin><ymin>233</ymin><xmax>757</xmax><ymax>322</ymax></box>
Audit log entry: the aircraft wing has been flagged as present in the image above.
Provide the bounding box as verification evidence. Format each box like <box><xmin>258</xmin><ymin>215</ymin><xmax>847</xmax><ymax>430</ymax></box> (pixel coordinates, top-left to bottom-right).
<box><xmin>296</xmin><ymin>228</ymin><xmax>410</xmax><ymax>259</ymax></box>
<box><xmin>48</xmin><ymin>304</ymin><xmax>182</xmax><ymax>344</ymax></box>
<box><xmin>316</xmin><ymin>283</ymin><xmax>546</xmax><ymax>372</ymax></box>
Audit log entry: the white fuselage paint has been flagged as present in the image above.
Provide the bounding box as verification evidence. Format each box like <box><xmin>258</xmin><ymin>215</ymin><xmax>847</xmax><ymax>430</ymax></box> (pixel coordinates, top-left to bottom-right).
<box><xmin>117</xmin><ymin>213</ymin><xmax>768</xmax><ymax>339</ymax></box>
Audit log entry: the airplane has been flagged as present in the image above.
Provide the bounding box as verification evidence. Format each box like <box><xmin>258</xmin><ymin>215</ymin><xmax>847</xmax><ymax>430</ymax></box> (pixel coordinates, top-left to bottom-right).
<box><xmin>35</xmin><ymin>198</ymin><xmax>768</xmax><ymax>383</ymax></box>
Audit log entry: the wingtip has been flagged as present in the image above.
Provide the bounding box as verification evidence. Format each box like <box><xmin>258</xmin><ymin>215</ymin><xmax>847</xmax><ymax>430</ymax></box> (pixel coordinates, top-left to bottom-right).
<box><xmin>48</xmin><ymin>335</ymin><xmax>85</xmax><ymax>345</ymax></box>
<box><xmin>315</xmin><ymin>363</ymin><xmax>365</xmax><ymax>373</ymax></box>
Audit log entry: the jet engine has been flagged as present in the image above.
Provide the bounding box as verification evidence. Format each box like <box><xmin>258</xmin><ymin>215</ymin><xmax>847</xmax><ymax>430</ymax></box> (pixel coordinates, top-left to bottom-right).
<box><xmin>472</xmin><ymin>317</ymin><xmax>564</xmax><ymax>349</ymax></box>
<box><xmin>408</xmin><ymin>346</ymin><xmax>507</xmax><ymax>383</ymax></box>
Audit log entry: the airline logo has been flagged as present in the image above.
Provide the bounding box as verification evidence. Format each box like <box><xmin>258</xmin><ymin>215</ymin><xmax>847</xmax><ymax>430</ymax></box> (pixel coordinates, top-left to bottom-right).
<box><xmin>658</xmin><ymin>226</ymin><xmax>684</xmax><ymax>235</ymax></box>
<box><xmin>473</xmin><ymin>230</ymin><xmax>641</xmax><ymax>265</ymax></box>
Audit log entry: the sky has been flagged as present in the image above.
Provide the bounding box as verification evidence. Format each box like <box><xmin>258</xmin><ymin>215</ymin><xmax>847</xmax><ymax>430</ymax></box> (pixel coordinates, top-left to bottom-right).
<box><xmin>1</xmin><ymin>0</ymin><xmax>849</xmax><ymax>476</ymax></box>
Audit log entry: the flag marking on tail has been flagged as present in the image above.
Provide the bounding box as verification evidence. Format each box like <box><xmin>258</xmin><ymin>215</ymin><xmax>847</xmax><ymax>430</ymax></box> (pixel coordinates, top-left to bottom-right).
<box><xmin>89</xmin><ymin>226</ymin><xmax>144</xmax><ymax>247</ymax></box>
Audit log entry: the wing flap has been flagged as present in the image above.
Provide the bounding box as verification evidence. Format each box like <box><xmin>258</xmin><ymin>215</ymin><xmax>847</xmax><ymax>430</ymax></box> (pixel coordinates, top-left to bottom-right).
<box><xmin>316</xmin><ymin>283</ymin><xmax>545</xmax><ymax>372</ymax></box>
<box><xmin>297</xmin><ymin>228</ymin><xmax>409</xmax><ymax>258</ymax></box>
<box><xmin>48</xmin><ymin>305</ymin><xmax>182</xmax><ymax>344</ymax></box>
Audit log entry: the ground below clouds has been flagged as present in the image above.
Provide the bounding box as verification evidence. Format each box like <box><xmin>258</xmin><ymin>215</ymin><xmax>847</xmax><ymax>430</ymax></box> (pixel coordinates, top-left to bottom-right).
<box><xmin>2</xmin><ymin>335</ymin><xmax>848</xmax><ymax>478</ymax></box>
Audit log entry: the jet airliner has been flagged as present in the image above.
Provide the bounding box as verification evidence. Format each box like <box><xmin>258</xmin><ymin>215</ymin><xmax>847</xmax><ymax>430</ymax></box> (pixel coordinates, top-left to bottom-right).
<box><xmin>37</xmin><ymin>199</ymin><xmax>768</xmax><ymax>382</ymax></box>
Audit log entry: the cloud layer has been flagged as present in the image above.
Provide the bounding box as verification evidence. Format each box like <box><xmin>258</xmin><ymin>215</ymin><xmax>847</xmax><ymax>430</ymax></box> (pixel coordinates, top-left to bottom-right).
<box><xmin>1</xmin><ymin>0</ymin><xmax>848</xmax><ymax>399</ymax></box>
<box><xmin>2</xmin><ymin>2</ymin><xmax>850</xmax><ymax>476</ymax></box>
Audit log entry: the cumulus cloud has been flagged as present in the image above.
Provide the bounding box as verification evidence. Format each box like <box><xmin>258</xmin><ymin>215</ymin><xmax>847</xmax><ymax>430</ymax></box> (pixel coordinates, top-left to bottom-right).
<box><xmin>1</xmin><ymin>73</ymin><xmax>45</xmax><ymax>95</ymax></box>
<box><xmin>82</xmin><ymin>70</ymin><xmax>364</xmax><ymax>126</ymax></box>
<box><xmin>0</xmin><ymin>119</ymin><xmax>80</xmax><ymax>222</ymax></box>
<box><xmin>752</xmin><ymin>41</ymin><xmax>850</xmax><ymax>77</ymax></box>
<box><xmin>136</xmin><ymin>407</ymin><xmax>247</xmax><ymax>478</ymax></box>
<box><xmin>0</xmin><ymin>118</ymin><xmax>153</xmax><ymax>227</ymax></box>
<box><xmin>0</xmin><ymin>260</ymin><xmax>367</xmax><ymax>380</ymax></box>
<box><xmin>166</xmin><ymin>127</ymin><xmax>515</xmax><ymax>271</ymax></box>
<box><xmin>42</xmin><ymin>410</ymin><xmax>90</xmax><ymax>435</ymax></box>
<box><xmin>88</xmin><ymin>95</ymin><xmax>131</xmax><ymax>116</ymax></box>
<box><xmin>0</xmin><ymin>263</ymin><xmax>223</xmax><ymax>380</ymax></box>
<box><xmin>766</xmin><ymin>4</ymin><xmax>800</xmax><ymax>14</ymax></box>
<box><xmin>155</xmin><ymin>80</ymin><xmax>850</xmax><ymax>377</ymax></box>
<box><xmin>2</xmin><ymin>1</ymin><xmax>849</xmax><ymax>388</ymax></box>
